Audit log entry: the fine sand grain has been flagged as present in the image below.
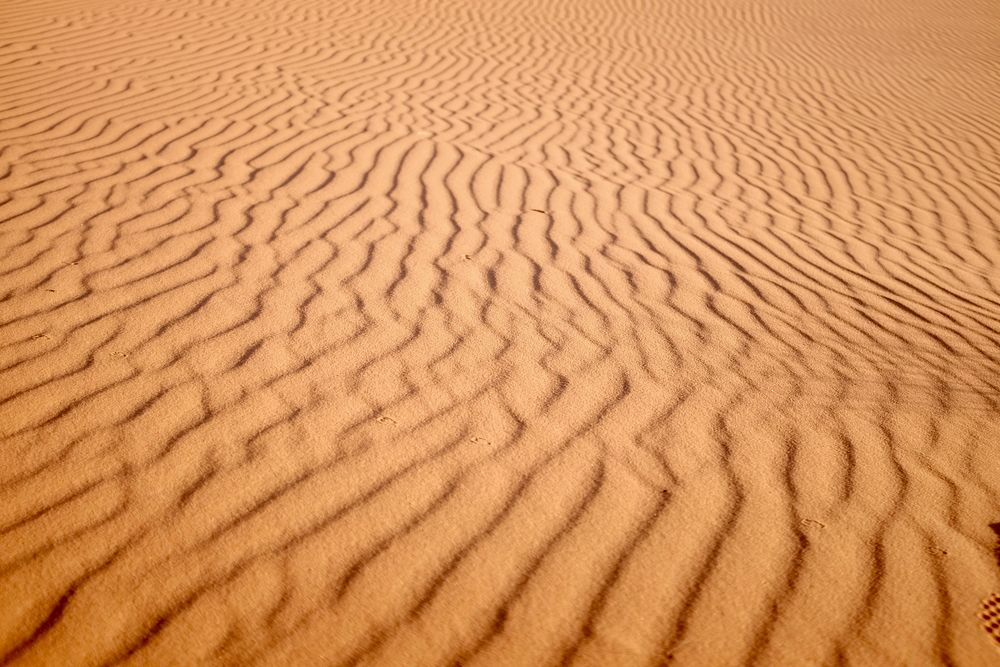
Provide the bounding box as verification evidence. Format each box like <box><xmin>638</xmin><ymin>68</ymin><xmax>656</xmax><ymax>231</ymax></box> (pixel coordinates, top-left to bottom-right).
<box><xmin>2</xmin><ymin>0</ymin><xmax>1000</xmax><ymax>664</ymax></box>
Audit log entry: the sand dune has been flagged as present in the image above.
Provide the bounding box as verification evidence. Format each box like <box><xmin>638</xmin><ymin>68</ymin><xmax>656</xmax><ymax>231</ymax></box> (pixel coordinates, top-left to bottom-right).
<box><xmin>2</xmin><ymin>0</ymin><xmax>1000</xmax><ymax>663</ymax></box>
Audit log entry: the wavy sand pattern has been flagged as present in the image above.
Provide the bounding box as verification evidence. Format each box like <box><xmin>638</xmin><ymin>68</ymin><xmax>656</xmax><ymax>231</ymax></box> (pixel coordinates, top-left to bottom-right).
<box><xmin>2</xmin><ymin>0</ymin><xmax>1000</xmax><ymax>664</ymax></box>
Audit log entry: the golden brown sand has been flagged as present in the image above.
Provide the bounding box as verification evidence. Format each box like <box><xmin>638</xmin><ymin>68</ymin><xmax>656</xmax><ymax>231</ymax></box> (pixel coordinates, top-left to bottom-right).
<box><xmin>2</xmin><ymin>0</ymin><xmax>1000</xmax><ymax>663</ymax></box>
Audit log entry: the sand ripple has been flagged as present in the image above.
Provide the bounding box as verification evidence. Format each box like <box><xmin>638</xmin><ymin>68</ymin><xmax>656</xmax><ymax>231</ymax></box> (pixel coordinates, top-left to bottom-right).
<box><xmin>2</xmin><ymin>0</ymin><xmax>1000</xmax><ymax>663</ymax></box>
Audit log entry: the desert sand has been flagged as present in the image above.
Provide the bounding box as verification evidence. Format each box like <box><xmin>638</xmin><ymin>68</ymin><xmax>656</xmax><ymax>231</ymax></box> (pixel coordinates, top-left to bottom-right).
<box><xmin>2</xmin><ymin>0</ymin><xmax>1000</xmax><ymax>663</ymax></box>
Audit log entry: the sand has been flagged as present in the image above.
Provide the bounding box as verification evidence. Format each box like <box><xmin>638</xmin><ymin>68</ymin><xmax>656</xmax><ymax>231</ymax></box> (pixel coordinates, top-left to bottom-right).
<box><xmin>2</xmin><ymin>0</ymin><xmax>1000</xmax><ymax>663</ymax></box>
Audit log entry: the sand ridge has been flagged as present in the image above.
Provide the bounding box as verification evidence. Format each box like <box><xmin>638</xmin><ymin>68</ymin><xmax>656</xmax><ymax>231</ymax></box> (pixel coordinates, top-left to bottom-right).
<box><xmin>1</xmin><ymin>0</ymin><xmax>1000</xmax><ymax>663</ymax></box>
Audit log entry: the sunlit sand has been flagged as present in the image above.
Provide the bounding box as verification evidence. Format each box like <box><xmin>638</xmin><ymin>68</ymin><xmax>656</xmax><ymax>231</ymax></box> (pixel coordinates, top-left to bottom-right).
<box><xmin>2</xmin><ymin>0</ymin><xmax>1000</xmax><ymax>663</ymax></box>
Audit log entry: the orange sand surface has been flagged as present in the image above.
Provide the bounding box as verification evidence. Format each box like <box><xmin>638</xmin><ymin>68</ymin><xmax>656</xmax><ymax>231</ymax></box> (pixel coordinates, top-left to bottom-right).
<box><xmin>2</xmin><ymin>0</ymin><xmax>1000</xmax><ymax>664</ymax></box>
